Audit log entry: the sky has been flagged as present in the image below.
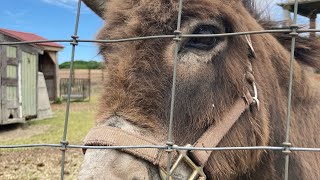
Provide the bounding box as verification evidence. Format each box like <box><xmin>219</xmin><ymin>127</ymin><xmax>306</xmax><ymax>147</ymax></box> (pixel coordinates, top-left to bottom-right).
<box><xmin>0</xmin><ymin>0</ymin><xmax>103</xmax><ymax>63</ymax></box>
<box><xmin>0</xmin><ymin>0</ymin><xmax>313</xmax><ymax>64</ymax></box>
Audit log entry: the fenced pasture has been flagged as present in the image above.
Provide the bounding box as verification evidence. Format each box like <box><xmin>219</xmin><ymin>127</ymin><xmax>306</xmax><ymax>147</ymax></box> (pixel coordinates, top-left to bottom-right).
<box><xmin>0</xmin><ymin>0</ymin><xmax>320</xmax><ymax>179</ymax></box>
<box><xmin>0</xmin><ymin>99</ymin><xmax>96</xmax><ymax>179</ymax></box>
<box><xmin>59</xmin><ymin>69</ymin><xmax>104</xmax><ymax>86</ymax></box>
<box><xmin>59</xmin><ymin>69</ymin><xmax>105</xmax><ymax>95</ymax></box>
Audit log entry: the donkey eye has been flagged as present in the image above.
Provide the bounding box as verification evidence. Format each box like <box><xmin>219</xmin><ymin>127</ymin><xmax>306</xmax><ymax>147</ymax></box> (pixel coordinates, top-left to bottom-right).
<box><xmin>186</xmin><ymin>25</ymin><xmax>220</xmax><ymax>50</ymax></box>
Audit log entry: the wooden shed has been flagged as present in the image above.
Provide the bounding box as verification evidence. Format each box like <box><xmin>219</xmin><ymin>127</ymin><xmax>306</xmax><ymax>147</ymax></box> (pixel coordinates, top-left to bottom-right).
<box><xmin>0</xmin><ymin>28</ymin><xmax>63</xmax><ymax>124</ymax></box>
<box><xmin>279</xmin><ymin>0</ymin><xmax>320</xmax><ymax>38</ymax></box>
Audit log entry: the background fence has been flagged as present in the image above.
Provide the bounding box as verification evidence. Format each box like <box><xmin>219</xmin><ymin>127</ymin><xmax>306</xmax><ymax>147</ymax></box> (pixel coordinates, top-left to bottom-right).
<box><xmin>0</xmin><ymin>0</ymin><xmax>320</xmax><ymax>179</ymax></box>
<box><xmin>60</xmin><ymin>78</ymin><xmax>90</xmax><ymax>101</ymax></box>
<box><xmin>59</xmin><ymin>69</ymin><xmax>105</xmax><ymax>100</ymax></box>
<box><xmin>59</xmin><ymin>69</ymin><xmax>104</xmax><ymax>87</ymax></box>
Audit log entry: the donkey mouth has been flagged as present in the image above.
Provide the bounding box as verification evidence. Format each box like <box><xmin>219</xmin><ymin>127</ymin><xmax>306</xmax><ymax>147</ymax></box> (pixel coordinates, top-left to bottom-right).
<box><xmin>78</xmin><ymin>148</ymin><xmax>157</xmax><ymax>180</ymax></box>
<box><xmin>79</xmin><ymin>116</ymin><xmax>194</xmax><ymax>180</ymax></box>
<box><xmin>78</xmin><ymin>116</ymin><xmax>157</xmax><ymax>180</ymax></box>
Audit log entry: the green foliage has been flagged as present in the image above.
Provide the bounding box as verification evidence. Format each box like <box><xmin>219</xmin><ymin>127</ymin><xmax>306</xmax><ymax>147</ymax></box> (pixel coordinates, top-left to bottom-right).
<box><xmin>53</xmin><ymin>97</ymin><xmax>63</xmax><ymax>104</ymax></box>
<box><xmin>59</xmin><ymin>60</ymin><xmax>103</xmax><ymax>69</ymax></box>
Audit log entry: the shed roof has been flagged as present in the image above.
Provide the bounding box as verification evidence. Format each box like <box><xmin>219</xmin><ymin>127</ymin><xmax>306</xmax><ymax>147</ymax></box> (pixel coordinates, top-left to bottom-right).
<box><xmin>0</xmin><ymin>28</ymin><xmax>64</xmax><ymax>49</ymax></box>
<box><xmin>278</xmin><ymin>0</ymin><xmax>320</xmax><ymax>17</ymax></box>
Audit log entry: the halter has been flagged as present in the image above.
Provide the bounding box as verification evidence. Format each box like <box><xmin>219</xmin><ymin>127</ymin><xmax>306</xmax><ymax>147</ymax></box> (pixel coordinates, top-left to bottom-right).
<box><xmin>83</xmin><ymin>37</ymin><xmax>259</xmax><ymax>179</ymax></box>
<box><xmin>83</xmin><ymin>87</ymin><xmax>258</xmax><ymax>179</ymax></box>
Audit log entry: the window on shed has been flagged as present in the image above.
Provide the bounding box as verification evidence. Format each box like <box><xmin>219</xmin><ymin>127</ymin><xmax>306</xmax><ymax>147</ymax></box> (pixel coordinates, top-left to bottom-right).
<box><xmin>6</xmin><ymin>46</ymin><xmax>17</xmax><ymax>58</ymax></box>
<box><xmin>6</xmin><ymin>86</ymin><xmax>17</xmax><ymax>101</ymax></box>
<box><xmin>6</xmin><ymin>65</ymin><xmax>17</xmax><ymax>78</ymax></box>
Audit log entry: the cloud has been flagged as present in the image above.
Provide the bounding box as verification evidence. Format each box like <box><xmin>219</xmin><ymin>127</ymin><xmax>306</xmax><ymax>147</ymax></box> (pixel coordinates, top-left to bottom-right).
<box><xmin>4</xmin><ymin>10</ymin><xmax>29</xmax><ymax>18</ymax></box>
<box><xmin>41</xmin><ymin>0</ymin><xmax>91</xmax><ymax>13</ymax></box>
<box><xmin>1</xmin><ymin>10</ymin><xmax>31</xmax><ymax>28</ymax></box>
<box><xmin>41</xmin><ymin>0</ymin><xmax>78</xmax><ymax>9</ymax></box>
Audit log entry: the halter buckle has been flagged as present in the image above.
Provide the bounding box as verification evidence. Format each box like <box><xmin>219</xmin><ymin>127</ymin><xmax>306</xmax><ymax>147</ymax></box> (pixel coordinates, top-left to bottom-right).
<box><xmin>159</xmin><ymin>145</ymin><xmax>206</xmax><ymax>180</ymax></box>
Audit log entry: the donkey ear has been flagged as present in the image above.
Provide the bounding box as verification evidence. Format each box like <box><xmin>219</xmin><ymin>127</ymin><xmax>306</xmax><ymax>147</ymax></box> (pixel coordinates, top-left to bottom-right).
<box><xmin>82</xmin><ymin>0</ymin><xmax>107</xmax><ymax>19</ymax></box>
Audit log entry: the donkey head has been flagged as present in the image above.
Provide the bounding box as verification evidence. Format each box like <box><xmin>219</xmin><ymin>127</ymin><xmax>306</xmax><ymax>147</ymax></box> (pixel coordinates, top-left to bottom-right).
<box><xmin>78</xmin><ymin>0</ymin><xmax>299</xmax><ymax>179</ymax></box>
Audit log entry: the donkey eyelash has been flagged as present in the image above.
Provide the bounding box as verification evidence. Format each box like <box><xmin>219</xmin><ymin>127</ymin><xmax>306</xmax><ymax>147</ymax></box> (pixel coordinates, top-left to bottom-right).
<box><xmin>185</xmin><ymin>25</ymin><xmax>223</xmax><ymax>50</ymax></box>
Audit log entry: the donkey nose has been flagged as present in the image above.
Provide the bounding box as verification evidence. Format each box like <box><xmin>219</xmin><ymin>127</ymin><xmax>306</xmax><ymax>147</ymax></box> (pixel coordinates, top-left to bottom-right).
<box><xmin>110</xmin><ymin>151</ymin><xmax>151</xmax><ymax>180</ymax></box>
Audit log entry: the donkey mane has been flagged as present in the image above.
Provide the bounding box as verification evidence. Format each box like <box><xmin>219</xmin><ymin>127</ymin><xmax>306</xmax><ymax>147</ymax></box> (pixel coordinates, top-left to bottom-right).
<box><xmin>243</xmin><ymin>0</ymin><xmax>320</xmax><ymax>70</ymax></box>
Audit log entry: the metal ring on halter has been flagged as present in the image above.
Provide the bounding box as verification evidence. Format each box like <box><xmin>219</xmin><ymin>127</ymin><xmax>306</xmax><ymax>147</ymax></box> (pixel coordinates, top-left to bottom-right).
<box><xmin>252</xmin><ymin>81</ymin><xmax>260</xmax><ymax>110</ymax></box>
<box><xmin>159</xmin><ymin>145</ymin><xmax>207</xmax><ymax>180</ymax></box>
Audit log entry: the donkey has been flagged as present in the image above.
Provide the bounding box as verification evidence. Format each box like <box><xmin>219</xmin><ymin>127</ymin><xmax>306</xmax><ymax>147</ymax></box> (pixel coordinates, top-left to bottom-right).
<box><xmin>79</xmin><ymin>0</ymin><xmax>320</xmax><ymax>179</ymax></box>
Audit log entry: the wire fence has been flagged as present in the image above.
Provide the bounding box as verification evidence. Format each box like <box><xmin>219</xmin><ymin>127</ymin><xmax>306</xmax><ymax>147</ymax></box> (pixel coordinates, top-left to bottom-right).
<box><xmin>0</xmin><ymin>0</ymin><xmax>320</xmax><ymax>179</ymax></box>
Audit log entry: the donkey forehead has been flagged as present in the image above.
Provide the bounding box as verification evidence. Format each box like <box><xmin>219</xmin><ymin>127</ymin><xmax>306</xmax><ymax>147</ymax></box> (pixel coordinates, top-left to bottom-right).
<box><xmin>100</xmin><ymin>0</ymin><xmax>248</xmax><ymax>41</ymax></box>
<box><xmin>105</xmin><ymin>0</ymin><xmax>241</xmax><ymax>21</ymax></box>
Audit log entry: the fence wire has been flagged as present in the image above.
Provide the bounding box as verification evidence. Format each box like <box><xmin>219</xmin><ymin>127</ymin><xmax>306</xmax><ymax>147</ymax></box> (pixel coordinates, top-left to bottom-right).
<box><xmin>0</xmin><ymin>0</ymin><xmax>319</xmax><ymax>179</ymax></box>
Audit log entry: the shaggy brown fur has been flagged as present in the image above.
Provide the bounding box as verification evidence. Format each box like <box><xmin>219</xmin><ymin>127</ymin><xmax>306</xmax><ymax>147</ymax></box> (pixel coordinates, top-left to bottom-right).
<box><xmin>94</xmin><ymin>0</ymin><xmax>320</xmax><ymax>179</ymax></box>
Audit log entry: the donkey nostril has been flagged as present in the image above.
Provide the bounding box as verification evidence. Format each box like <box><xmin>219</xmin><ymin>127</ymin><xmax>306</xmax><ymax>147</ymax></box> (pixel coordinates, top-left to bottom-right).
<box><xmin>131</xmin><ymin>177</ymin><xmax>145</xmax><ymax>180</ymax></box>
<box><xmin>132</xmin><ymin>178</ymin><xmax>138</xmax><ymax>180</ymax></box>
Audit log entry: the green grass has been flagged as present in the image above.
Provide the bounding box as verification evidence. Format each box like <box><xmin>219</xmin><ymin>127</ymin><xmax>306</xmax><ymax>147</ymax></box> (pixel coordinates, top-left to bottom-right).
<box><xmin>0</xmin><ymin>103</ymin><xmax>95</xmax><ymax>146</ymax></box>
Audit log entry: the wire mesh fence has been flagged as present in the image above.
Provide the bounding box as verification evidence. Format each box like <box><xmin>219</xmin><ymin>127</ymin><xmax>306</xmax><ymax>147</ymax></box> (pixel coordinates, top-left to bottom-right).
<box><xmin>0</xmin><ymin>0</ymin><xmax>320</xmax><ymax>179</ymax></box>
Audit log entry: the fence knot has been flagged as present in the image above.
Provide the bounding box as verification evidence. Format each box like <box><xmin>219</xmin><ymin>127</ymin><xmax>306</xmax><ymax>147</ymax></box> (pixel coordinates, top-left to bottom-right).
<box><xmin>173</xmin><ymin>30</ymin><xmax>182</xmax><ymax>42</ymax></box>
<box><xmin>166</xmin><ymin>141</ymin><xmax>174</xmax><ymax>146</ymax></box>
<box><xmin>165</xmin><ymin>141</ymin><xmax>175</xmax><ymax>152</ymax></box>
<box><xmin>60</xmin><ymin>141</ymin><xmax>69</xmax><ymax>151</ymax></box>
<box><xmin>289</xmin><ymin>24</ymin><xmax>299</xmax><ymax>37</ymax></box>
<box><xmin>71</xmin><ymin>35</ymin><xmax>79</xmax><ymax>46</ymax></box>
<box><xmin>290</xmin><ymin>24</ymin><xmax>299</xmax><ymax>29</ymax></box>
<box><xmin>282</xmin><ymin>142</ymin><xmax>292</xmax><ymax>155</ymax></box>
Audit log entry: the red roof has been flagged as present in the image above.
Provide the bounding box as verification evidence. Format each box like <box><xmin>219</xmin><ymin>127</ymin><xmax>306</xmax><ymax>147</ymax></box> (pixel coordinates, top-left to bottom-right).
<box><xmin>0</xmin><ymin>28</ymin><xmax>64</xmax><ymax>48</ymax></box>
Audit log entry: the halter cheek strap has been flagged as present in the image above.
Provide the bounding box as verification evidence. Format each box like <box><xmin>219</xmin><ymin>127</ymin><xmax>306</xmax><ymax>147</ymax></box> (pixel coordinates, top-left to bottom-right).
<box><xmin>191</xmin><ymin>91</ymin><xmax>253</xmax><ymax>166</ymax></box>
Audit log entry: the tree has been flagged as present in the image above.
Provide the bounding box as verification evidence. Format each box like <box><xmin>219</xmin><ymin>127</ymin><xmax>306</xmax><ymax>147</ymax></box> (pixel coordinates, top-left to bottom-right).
<box><xmin>59</xmin><ymin>60</ymin><xmax>103</xmax><ymax>69</ymax></box>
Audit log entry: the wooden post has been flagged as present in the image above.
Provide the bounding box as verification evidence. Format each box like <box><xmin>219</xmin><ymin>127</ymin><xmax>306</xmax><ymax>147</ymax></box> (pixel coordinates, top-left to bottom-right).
<box><xmin>88</xmin><ymin>68</ymin><xmax>91</xmax><ymax>102</ymax></box>
<box><xmin>101</xmin><ymin>69</ymin><xmax>104</xmax><ymax>82</ymax></box>
<box><xmin>1</xmin><ymin>46</ymin><xmax>7</xmax><ymax>124</ymax></box>
<box><xmin>284</xmin><ymin>9</ymin><xmax>292</xmax><ymax>26</ymax></box>
<box><xmin>73</xmin><ymin>67</ymin><xmax>75</xmax><ymax>79</ymax></box>
<box><xmin>0</xmin><ymin>45</ymin><xmax>2</xmax><ymax>124</ymax></box>
<box><xmin>310</xmin><ymin>13</ymin><xmax>317</xmax><ymax>39</ymax></box>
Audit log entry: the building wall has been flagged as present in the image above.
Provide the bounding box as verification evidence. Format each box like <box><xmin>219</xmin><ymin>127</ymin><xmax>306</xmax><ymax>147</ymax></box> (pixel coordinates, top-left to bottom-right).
<box><xmin>39</xmin><ymin>51</ymin><xmax>57</xmax><ymax>101</ymax></box>
<box><xmin>0</xmin><ymin>35</ymin><xmax>20</xmax><ymax>124</ymax></box>
<box><xmin>0</xmin><ymin>33</ymin><xmax>42</xmax><ymax>124</ymax></box>
<box><xmin>21</xmin><ymin>51</ymin><xmax>38</xmax><ymax>117</ymax></box>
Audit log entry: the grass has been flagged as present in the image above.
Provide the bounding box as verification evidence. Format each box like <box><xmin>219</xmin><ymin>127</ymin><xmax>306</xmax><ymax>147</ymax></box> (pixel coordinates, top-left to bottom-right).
<box><xmin>0</xmin><ymin>98</ymin><xmax>97</xmax><ymax>146</ymax></box>
<box><xmin>29</xmin><ymin>110</ymin><xmax>94</xmax><ymax>145</ymax></box>
<box><xmin>0</xmin><ymin>96</ymin><xmax>99</xmax><ymax>179</ymax></box>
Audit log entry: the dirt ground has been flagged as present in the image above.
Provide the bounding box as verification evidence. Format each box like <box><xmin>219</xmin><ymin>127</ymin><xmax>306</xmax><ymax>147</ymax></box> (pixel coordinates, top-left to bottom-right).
<box><xmin>0</xmin><ymin>122</ymin><xmax>85</xmax><ymax>180</ymax></box>
<box><xmin>51</xmin><ymin>101</ymin><xmax>99</xmax><ymax>112</ymax></box>
<box><xmin>0</xmin><ymin>100</ymin><xmax>98</xmax><ymax>180</ymax></box>
<box><xmin>0</xmin><ymin>148</ymin><xmax>83</xmax><ymax>180</ymax></box>
<box><xmin>0</xmin><ymin>124</ymin><xmax>51</xmax><ymax>142</ymax></box>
